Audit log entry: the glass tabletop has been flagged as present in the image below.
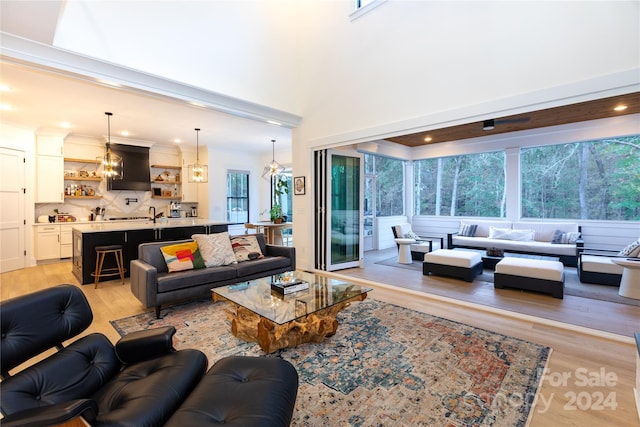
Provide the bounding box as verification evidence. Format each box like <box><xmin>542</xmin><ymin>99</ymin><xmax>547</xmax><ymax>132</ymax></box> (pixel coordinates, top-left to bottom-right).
<box><xmin>212</xmin><ymin>271</ymin><xmax>372</xmax><ymax>325</ymax></box>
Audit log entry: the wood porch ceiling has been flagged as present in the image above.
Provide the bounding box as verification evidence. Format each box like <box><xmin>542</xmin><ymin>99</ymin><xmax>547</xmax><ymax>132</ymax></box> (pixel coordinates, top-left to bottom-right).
<box><xmin>386</xmin><ymin>92</ymin><xmax>640</xmax><ymax>147</ymax></box>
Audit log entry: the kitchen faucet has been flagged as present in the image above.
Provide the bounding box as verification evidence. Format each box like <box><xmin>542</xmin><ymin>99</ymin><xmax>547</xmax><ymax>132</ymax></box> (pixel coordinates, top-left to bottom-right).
<box><xmin>149</xmin><ymin>206</ymin><xmax>156</xmax><ymax>224</ymax></box>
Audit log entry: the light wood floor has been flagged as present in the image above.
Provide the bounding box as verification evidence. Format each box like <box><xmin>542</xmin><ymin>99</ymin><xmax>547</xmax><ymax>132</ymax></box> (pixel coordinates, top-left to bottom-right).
<box><xmin>1</xmin><ymin>257</ymin><xmax>638</xmax><ymax>426</ymax></box>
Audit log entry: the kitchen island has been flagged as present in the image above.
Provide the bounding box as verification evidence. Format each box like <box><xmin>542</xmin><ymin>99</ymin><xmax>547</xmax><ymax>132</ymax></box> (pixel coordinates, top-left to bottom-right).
<box><xmin>72</xmin><ymin>219</ymin><xmax>228</xmax><ymax>285</ymax></box>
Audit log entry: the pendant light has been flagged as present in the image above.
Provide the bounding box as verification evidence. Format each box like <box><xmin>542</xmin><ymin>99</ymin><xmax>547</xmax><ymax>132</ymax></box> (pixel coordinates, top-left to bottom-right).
<box><xmin>262</xmin><ymin>139</ymin><xmax>284</xmax><ymax>180</ymax></box>
<box><xmin>188</xmin><ymin>128</ymin><xmax>208</xmax><ymax>183</ymax></box>
<box><xmin>97</xmin><ymin>112</ymin><xmax>123</xmax><ymax>180</ymax></box>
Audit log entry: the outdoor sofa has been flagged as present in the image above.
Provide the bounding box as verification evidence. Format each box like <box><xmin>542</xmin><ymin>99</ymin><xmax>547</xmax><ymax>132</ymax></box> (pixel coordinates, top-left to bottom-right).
<box><xmin>447</xmin><ymin>220</ymin><xmax>582</xmax><ymax>266</ymax></box>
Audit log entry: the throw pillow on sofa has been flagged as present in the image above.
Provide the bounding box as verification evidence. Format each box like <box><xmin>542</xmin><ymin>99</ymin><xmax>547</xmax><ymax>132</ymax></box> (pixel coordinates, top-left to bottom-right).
<box><xmin>230</xmin><ymin>235</ymin><xmax>264</xmax><ymax>262</ymax></box>
<box><xmin>192</xmin><ymin>233</ymin><xmax>237</xmax><ymax>267</ymax></box>
<box><xmin>160</xmin><ymin>241</ymin><xmax>206</xmax><ymax>273</ymax></box>
<box><xmin>489</xmin><ymin>226</ymin><xmax>535</xmax><ymax>241</ymax></box>
<box><xmin>551</xmin><ymin>229</ymin><xmax>581</xmax><ymax>244</ymax></box>
<box><xmin>458</xmin><ymin>223</ymin><xmax>478</xmax><ymax>237</ymax></box>
<box><xmin>618</xmin><ymin>238</ymin><xmax>640</xmax><ymax>257</ymax></box>
<box><xmin>403</xmin><ymin>231</ymin><xmax>420</xmax><ymax>240</ymax></box>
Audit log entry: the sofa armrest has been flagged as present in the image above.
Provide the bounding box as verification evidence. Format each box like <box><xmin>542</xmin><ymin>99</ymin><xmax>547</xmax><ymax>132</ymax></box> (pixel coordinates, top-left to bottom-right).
<box><xmin>447</xmin><ymin>233</ymin><xmax>459</xmax><ymax>249</ymax></box>
<box><xmin>130</xmin><ymin>259</ymin><xmax>159</xmax><ymax>309</ymax></box>
<box><xmin>418</xmin><ymin>235</ymin><xmax>444</xmax><ymax>249</ymax></box>
<box><xmin>115</xmin><ymin>326</ymin><xmax>176</xmax><ymax>364</ymax></box>
<box><xmin>265</xmin><ymin>244</ymin><xmax>296</xmax><ymax>270</ymax></box>
<box><xmin>1</xmin><ymin>399</ymin><xmax>98</xmax><ymax>427</ymax></box>
<box><xmin>579</xmin><ymin>248</ymin><xmax>623</xmax><ymax>258</ymax></box>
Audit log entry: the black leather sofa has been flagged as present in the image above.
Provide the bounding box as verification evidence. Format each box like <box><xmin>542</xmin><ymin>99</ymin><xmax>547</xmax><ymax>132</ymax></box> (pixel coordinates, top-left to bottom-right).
<box><xmin>0</xmin><ymin>284</ymin><xmax>298</xmax><ymax>426</ymax></box>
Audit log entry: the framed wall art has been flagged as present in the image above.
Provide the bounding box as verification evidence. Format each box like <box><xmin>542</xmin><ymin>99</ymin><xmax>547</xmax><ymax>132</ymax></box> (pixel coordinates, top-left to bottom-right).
<box><xmin>294</xmin><ymin>176</ymin><xmax>306</xmax><ymax>195</ymax></box>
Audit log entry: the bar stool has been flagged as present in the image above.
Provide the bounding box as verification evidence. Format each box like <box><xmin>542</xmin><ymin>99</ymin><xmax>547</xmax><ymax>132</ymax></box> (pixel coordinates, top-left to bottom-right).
<box><xmin>92</xmin><ymin>245</ymin><xmax>126</xmax><ymax>289</ymax></box>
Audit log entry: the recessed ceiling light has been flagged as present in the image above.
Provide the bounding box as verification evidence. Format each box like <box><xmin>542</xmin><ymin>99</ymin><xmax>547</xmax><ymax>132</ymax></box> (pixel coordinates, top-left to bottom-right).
<box><xmin>173</xmin><ymin>139</ymin><xmax>181</xmax><ymax>144</ymax></box>
<box><xmin>0</xmin><ymin>104</ymin><xmax>12</xmax><ymax>111</ymax></box>
<box><xmin>0</xmin><ymin>84</ymin><xmax>11</xmax><ymax>92</ymax></box>
<box><xmin>424</xmin><ymin>136</ymin><xmax>432</xmax><ymax>142</ymax></box>
<box><xmin>121</xmin><ymin>131</ymin><xmax>130</xmax><ymax>136</ymax></box>
<box><xmin>613</xmin><ymin>104</ymin><xmax>628</xmax><ymax>112</ymax></box>
<box><xmin>61</xmin><ymin>122</ymin><xmax>72</xmax><ymax>129</ymax></box>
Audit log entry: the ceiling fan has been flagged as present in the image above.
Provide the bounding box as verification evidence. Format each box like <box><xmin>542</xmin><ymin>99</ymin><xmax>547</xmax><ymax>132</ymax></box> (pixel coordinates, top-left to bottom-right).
<box><xmin>482</xmin><ymin>117</ymin><xmax>530</xmax><ymax>130</ymax></box>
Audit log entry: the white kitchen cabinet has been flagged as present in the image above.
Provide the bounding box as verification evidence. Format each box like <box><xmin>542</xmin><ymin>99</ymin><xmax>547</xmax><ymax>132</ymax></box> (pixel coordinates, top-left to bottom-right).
<box><xmin>36</xmin><ymin>225</ymin><xmax>61</xmax><ymax>260</ymax></box>
<box><xmin>36</xmin><ymin>136</ymin><xmax>64</xmax><ymax>157</ymax></box>
<box><xmin>60</xmin><ymin>224</ymin><xmax>73</xmax><ymax>258</ymax></box>
<box><xmin>35</xmin><ymin>224</ymin><xmax>73</xmax><ymax>260</ymax></box>
<box><xmin>36</xmin><ymin>136</ymin><xmax>64</xmax><ymax>203</ymax></box>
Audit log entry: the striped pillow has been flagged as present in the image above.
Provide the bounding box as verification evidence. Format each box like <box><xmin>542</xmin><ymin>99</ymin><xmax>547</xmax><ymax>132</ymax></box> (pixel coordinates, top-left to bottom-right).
<box><xmin>618</xmin><ymin>239</ymin><xmax>640</xmax><ymax>257</ymax></box>
<box><xmin>459</xmin><ymin>224</ymin><xmax>478</xmax><ymax>237</ymax></box>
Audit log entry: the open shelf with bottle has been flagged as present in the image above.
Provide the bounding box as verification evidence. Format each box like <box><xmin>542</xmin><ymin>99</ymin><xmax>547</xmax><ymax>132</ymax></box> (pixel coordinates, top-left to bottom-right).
<box><xmin>151</xmin><ymin>164</ymin><xmax>181</xmax><ymax>199</ymax></box>
<box><xmin>64</xmin><ymin>158</ymin><xmax>103</xmax><ymax>198</ymax></box>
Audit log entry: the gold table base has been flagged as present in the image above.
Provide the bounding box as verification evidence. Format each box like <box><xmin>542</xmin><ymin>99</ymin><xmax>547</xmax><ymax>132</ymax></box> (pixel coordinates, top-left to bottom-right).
<box><xmin>214</xmin><ymin>293</ymin><xmax>367</xmax><ymax>353</ymax></box>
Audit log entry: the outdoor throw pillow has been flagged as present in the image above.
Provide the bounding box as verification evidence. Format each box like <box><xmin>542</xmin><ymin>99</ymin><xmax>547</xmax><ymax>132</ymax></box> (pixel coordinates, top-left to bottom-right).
<box><xmin>489</xmin><ymin>227</ymin><xmax>534</xmax><ymax>241</ymax></box>
<box><xmin>618</xmin><ymin>238</ymin><xmax>640</xmax><ymax>257</ymax></box>
<box><xmin>192</xmin><ymin>232</ymin><xmax>237</xmax><ymax>267</ymax></box>
<box><xmin>458</xmin><ymin>223</ymin><xmax>478</xmax><ymax>237</ymax></box>
<box><xmin>488</xmin><ymin>227</ymin><xmax>513</xmax><ymax>240</ymax></box>
<box><xmin>551</xmin><ymin>229</ymin><xmax>581</xmax><ymax>244</ymax></box>
<box><xmin>160</xmin><ymin>241</ymin><xmax>206</xmax><ymax>273</ymax></box>
<box><xmin>230</xmin><ymin>235</ymin><xmax>264</xmax><ymax>262</ymax></box>
<box><xmin>403</xmin><ymin>231</ymin><xmax>420</xmax><ymax>240</ymax></box>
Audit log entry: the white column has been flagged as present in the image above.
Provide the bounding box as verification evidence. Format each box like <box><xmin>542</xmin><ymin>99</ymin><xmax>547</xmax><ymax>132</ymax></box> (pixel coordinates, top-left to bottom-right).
<box><xmin>505</xmin><ymin>148</ymin><xmax>520</xmax><ymax>221</ymax></box>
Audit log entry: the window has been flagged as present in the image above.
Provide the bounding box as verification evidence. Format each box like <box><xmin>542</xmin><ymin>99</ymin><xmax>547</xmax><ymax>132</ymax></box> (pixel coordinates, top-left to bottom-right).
<box><xmin>226</xmin><ymin>171</ymin><xmax>249</xmax><ymax>224</ymax></box>
<box><xmin>364</xmin><ymin>153</ymin><xmax>404</xmax><ymax>216</ymax></box>
<box><xmin>521</xmin><ymin>136</ymin><xmax>640</xmax><ymax>220</ymax></box>
<box><xmin>273</xmin><ymin>173</ymin><xmax>293</xmax><ymax>221</ymax></box>
<box><xmin>414</xmin><ymin>151</ymin><xmax>506</xmax><ymax>217</ymax></box>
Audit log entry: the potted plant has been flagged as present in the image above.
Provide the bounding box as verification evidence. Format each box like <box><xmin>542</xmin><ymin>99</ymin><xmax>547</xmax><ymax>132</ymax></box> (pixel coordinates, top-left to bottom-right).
<box><xmin>270</xmin><ymin>203</ymin><xmax>283</xmax><ymax>223</ymax></box>
<box><xmin>275</xmin><ymin>176</ymin><xmax>289</xmax><ymax>199</ymax></box>
<box><xmin>269</xmin><ymin>176</ymin><xmax>289</xmax><ymax>223</ymax></box>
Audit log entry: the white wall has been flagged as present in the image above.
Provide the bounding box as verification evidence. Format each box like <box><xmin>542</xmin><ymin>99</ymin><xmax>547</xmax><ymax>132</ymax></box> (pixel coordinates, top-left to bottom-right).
<box><xmin>54</xmin><ymin>0</ymin><xmax>301</xmax><ymax>114</ymax></box>
<box><xmin>294</xmin><ymin>1</ymin><xmax>638</xmax><ymax>143</ymax></box>
<box><xmin>292</xmin><ymin>1</ymin><xmax>640</xmax><ymax>270</ymax></box>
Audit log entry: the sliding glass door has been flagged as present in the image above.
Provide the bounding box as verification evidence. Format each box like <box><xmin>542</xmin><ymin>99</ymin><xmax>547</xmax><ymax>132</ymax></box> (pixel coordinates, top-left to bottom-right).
<box><xmin>326</xmin><ymin>150</ymin><xmax>363</xmax><ymax>270</ymax></box>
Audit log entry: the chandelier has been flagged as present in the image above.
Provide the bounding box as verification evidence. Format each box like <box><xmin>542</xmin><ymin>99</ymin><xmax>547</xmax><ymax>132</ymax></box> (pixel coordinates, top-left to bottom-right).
<box><xmin>97</xmin><ymin>112</ymin><xmax>122</xmax><ymax>180</ymax></box>
<box><xmin>188</xmin><ymin>128</ymin><xmax>208</xmax><ymax>183</ymax></box>
<box><xmin>262</xmin><ymin>139</ymin><xmax>284</xmax><ymax>180</ymax></box>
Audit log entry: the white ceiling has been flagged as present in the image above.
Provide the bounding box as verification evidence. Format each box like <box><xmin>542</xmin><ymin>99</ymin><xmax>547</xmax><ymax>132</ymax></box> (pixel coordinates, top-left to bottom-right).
<box><xmin>0</xmin><ymin>60</ymin><xmax>294</xmax><ymax>152</ymax></box>
<box><xmin>0</xmin><ymin>1</ymin><xmax>295</xmax><ymax>153</ymax></box>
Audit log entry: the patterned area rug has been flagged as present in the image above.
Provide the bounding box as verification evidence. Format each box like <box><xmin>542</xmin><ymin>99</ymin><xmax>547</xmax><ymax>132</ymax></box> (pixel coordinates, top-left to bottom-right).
<box><xmin>111</xmin><ymin>298</ymin><xmax>550</xmax><ymax>427</ymax></box>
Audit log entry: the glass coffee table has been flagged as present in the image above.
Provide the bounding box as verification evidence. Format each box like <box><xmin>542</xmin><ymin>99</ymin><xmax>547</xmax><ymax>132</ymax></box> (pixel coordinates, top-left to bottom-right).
<box><xmin>212</xmin><ymin>271</ymin><xmax>372</xmax><ymax>353</ymax></box>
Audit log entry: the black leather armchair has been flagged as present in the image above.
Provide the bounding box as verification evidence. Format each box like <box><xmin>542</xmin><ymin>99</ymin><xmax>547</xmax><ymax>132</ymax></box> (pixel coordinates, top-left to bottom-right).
<box><xmin>0</xmin><ymin>284</ymin><xmax>208</xmax><ymax>426</ymax></box>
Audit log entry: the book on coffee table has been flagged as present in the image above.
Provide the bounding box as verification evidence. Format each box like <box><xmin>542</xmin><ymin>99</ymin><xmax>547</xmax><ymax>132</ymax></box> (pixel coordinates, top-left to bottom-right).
<box><xmin>271</xmin><ymin>279</ymin><xmax>309</xmax><ymax>294</ymax></box>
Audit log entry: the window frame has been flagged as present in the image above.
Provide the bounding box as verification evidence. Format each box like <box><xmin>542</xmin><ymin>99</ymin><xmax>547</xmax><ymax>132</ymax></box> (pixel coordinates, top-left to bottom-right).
<box><xmin>226</xmin><ymin>170</ymin><xmax>250</xmax><ymax>225</ymax></box>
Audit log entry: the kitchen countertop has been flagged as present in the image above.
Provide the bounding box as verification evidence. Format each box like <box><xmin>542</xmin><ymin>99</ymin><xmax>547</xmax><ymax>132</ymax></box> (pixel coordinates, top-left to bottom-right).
<box><xmin>33</xmin><ymin>219</ymin><xmax>149</xmax><ymax>227</ymax></box>
<box><xmin>69</xmin><ymin>219</ymin><xmax>228</xmax><ymax>233</ymax></box>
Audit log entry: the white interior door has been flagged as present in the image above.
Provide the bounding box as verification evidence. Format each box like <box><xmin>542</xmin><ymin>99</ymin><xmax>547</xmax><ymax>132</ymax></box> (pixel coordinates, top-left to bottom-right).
<box><xmin>0</xmin><ymin>147</ymin><xmax>26</xmax><ymax>272</ymax></box>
